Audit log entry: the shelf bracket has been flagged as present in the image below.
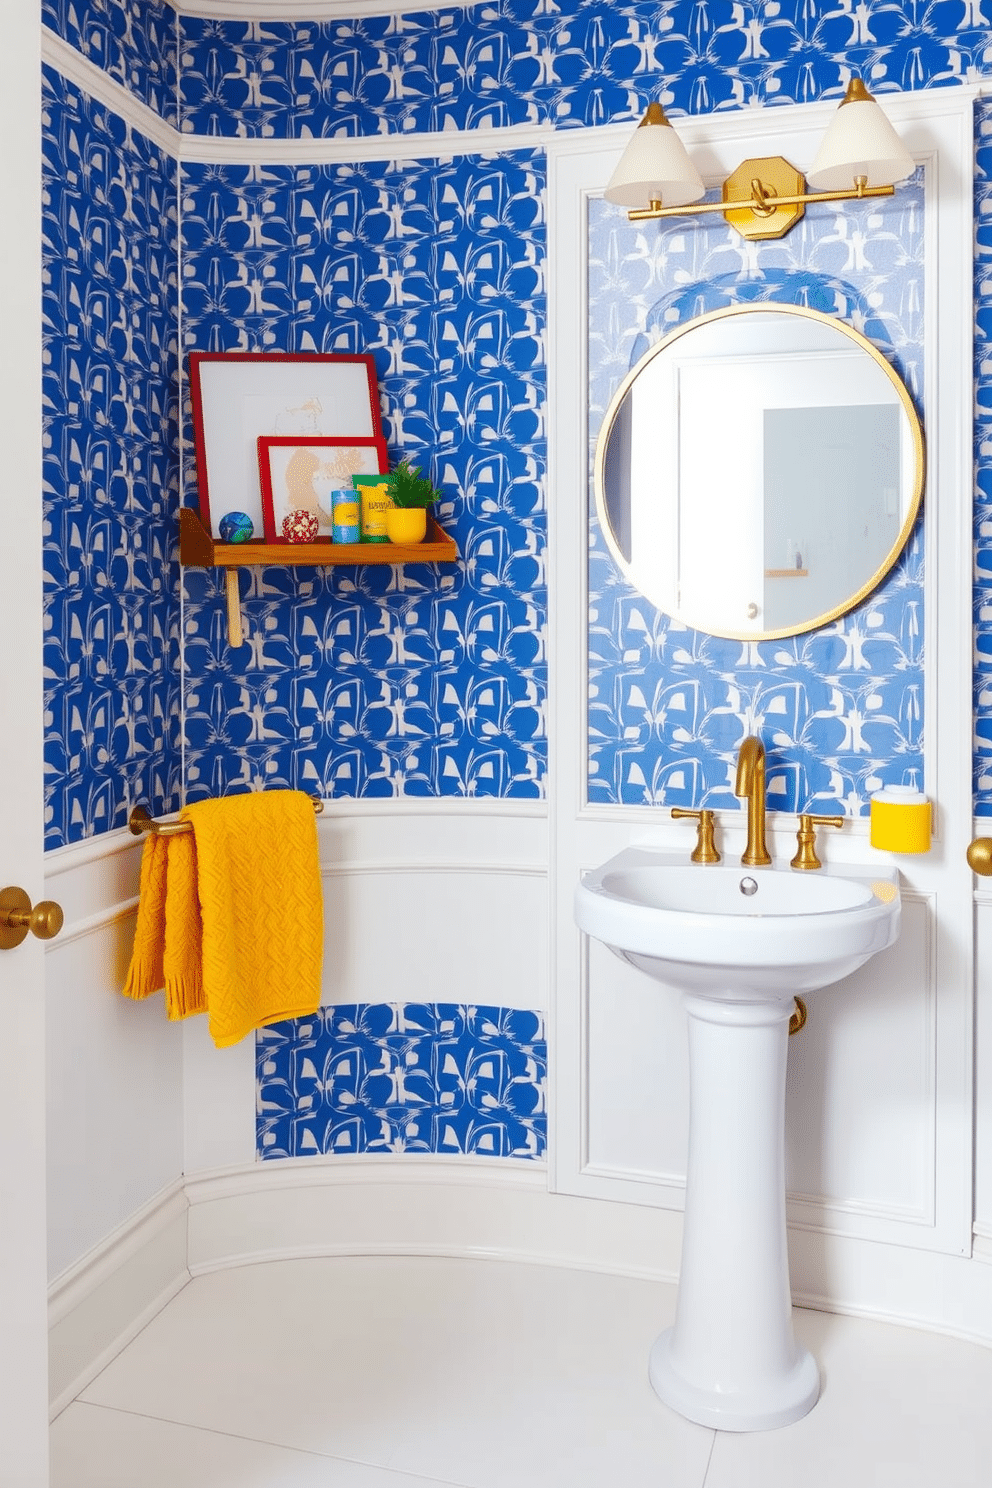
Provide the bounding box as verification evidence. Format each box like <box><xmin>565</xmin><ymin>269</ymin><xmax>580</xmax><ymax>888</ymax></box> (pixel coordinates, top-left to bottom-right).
<box><xmin>225</xmin><ymin>569</ymin><xmax>245</xmax><ymax>648</ymax></box>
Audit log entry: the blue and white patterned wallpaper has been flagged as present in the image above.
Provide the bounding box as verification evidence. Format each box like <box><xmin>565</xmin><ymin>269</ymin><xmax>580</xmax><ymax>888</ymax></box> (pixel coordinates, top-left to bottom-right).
<box><xmin>258</xmin><ymin>1003</ymin><xmax>546</xmax><ymax>1159</ymax></box>
<box><xmin>180</xmin><ymin>152</ymin><xmax>546</xmax><ymax>800</ymax></box>
<box><xmin>34</xmin><ymin>0</ymin><xmax>992</xmax><ymax>1159</ymax></box>
<box><xmin>43</xmin><ymin>0</ymin><xmax>179</xmax><ymax>128</ymax></box>
<box><xmin>973</xmin><ymin>115</ymin><xmax>992</xmax><ymax>815</ymax></box>
<box><xmin>41</xmin><ymin>64</ymin><xmax>181</xmax><ymax>848</ymax></box>
<box><xmin>587</xmin><ymin>190</ymin><xmax>925</xmax><ymax>816</ymax></box>
<box><xmin>177</xmin><ymin>0</ymin><xmax>991</xmax><ymax>140</ymax></box>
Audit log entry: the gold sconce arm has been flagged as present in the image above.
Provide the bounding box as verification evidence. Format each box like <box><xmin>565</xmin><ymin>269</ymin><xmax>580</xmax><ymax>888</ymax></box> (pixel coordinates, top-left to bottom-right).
<box><xmin>628</xmin><ymin>162</ymin><xmax>893</xmax><ymax>242</ymax></box>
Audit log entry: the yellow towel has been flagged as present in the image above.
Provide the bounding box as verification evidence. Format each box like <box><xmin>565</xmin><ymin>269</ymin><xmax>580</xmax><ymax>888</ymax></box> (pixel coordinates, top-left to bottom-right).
<box><xmin>124</xmin><ymin>791</ymin><xmax>323</xmax><ymax>1048</ymax></box>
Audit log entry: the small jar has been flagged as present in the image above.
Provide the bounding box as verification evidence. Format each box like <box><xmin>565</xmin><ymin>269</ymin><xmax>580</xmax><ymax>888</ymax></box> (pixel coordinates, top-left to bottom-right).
<box><xmin>330</xmin><ymin>488</ymin><xmax>360</xmax><ymax>543</ymax></box>
<box><xmin>869</xmin><ymin>785</ymin><xmax>931</xmax><ymax>854</ymax></box>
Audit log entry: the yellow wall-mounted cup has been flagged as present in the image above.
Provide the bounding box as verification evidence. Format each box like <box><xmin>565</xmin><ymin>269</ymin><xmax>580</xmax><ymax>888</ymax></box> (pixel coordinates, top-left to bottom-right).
<box><xmin>869</xmin><ymin>786</ymin><xmax>932</xmax><ymax>854</ymax></box>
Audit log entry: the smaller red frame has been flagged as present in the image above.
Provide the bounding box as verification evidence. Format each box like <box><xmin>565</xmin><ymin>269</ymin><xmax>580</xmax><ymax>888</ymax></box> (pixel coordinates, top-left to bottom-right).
<box><xmin>257</xmin><ymin>435</ymin><xmax>389</xmax><ymax>543</ymax></box>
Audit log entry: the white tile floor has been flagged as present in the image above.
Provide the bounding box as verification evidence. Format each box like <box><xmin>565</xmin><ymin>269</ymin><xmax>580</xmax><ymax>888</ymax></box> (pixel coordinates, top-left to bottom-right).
<box><xmin>51</xmin><ymin>1255</ymin><xmax>992</xmax><ymax>1488</ymax></box>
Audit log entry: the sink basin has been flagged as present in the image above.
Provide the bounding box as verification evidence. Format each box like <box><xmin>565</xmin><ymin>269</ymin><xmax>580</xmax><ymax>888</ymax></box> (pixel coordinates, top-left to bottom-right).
<box><xmin>574</xmin><ymin>843</ymin><xmax>901</xmax><ymax>1432</ymax></box>
<box><xmin>575</xmin><ymin>847</ymin><xmax>900</xmax><ymax>995</ymax></box>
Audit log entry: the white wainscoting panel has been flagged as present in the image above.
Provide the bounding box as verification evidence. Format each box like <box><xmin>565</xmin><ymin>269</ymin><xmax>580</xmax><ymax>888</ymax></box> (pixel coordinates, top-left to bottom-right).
<box><xmin>584</xmin><ymin>937</ymin><xmax>690</xmax><ymax>1189</ymax></box>
<box><xmin>579</xmin><ymin>889</ymin><xmax>936</xmax><ymax>1243</ymax></box>
<box><xmin>184</xmin><ymin>1156</ymin><xmax>682</xmax><ymax>1283</ymax></box>
<box><xmin>182</xmin><ymin>803</ymin><xmax>550</xmax><ymax>1176</ymax></box>
<box><xmin>44</xmin><ymin>834</ymin><xmax>185</xmax><ymax>1282</ymax></box>
<box><xmin>47</xmin><ymin>1180</ymin><xmax>189</xmax><ymax>1417</ymax></box>
<box><xmin>784</xmin><ymin>892</ymin><xmax>935</xmax><ymax>1234</ymax></box>
<box><xmin>974</xmin><ymin>892</ymin><xmax>992</xmax><ymax>1238</ymax></box>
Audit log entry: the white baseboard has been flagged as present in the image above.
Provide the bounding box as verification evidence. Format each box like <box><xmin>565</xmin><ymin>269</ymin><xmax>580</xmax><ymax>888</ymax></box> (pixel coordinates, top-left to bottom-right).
<box><xmin>49</xmin><ymin>1155</ymin><xmax>992</xmax><ymax>1422</ymax></box>
<box><xmin>184</xmin><ymin>1155</ymin><xmax>684</xmax><ymax>1284</ymax></box>
<box><xmin>47</xmin><ymin>1180</ymin><xmax>189</xmax><ymax>1418</ymax></box>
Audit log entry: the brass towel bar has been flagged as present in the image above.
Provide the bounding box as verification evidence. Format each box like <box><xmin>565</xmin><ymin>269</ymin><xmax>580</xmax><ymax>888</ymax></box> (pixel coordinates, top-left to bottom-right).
<box><xmin>128</xmin><ymin>799</ymin><xmax>324</xmax><ymax>838</ymax></box>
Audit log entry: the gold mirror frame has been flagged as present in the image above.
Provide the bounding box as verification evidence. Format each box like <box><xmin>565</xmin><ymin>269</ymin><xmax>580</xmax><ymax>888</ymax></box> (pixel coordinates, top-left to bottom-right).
<box><xmin>593</xmin><ymin>303</ymin><xmax>926</xmax><ymax>642</ymax></box>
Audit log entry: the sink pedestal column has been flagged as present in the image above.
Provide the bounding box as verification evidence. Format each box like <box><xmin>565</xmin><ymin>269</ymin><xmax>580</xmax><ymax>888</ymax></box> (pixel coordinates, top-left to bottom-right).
<box><xmin>649</xmin><ymin>992</ymin><xmax>820</xmax><ymax>1432</ymax></box>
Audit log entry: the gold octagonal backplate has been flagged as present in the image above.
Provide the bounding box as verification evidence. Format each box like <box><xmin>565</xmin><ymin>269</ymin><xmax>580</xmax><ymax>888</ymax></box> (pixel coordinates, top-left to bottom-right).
<box><xmin>722</xmin><ymin>156</ymin><xmax>805</xmax><ymax>241</ymax></box>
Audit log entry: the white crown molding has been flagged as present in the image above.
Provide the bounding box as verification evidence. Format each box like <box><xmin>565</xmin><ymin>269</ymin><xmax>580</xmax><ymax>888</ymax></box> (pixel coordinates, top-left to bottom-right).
<box><xmin>178</xmin><ymin>118</ymin><xmax>556</xmax><ymax>166</ymax></box>
<box><xmin>172</xmin><ymin>1</ymin><xmax>445</xmax><ymax>18</ymax></box>
<box><xmin>41</xmin><ymin>27</ymin><xmax>181</xmax><ymax>155</ymax></box>
<box><xmin>43</xmin><ymin>19</ymin><xmax>556</xmax><ymax>165</ymax></box>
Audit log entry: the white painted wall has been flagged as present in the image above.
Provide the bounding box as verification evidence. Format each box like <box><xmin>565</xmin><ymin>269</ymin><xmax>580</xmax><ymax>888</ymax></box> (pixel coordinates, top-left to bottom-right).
<box><xmin>43</xmin><ymin>835</ymin><xmax>184</xmax><ymax>1281</ymax></box>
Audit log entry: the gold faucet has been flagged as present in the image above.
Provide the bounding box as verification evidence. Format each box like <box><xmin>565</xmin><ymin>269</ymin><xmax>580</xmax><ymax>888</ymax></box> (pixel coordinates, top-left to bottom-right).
<box><xmin>735</xmin><ymin>736</ymin><xmax>772</xmax><ymax>866</ymax></box>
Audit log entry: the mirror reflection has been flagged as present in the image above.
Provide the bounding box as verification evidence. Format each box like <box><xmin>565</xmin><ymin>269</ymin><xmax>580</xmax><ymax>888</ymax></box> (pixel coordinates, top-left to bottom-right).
<box><xmin>595</xmin><ymin>305</ymin><xmax>924</xmax><ymax>640</ymax></box>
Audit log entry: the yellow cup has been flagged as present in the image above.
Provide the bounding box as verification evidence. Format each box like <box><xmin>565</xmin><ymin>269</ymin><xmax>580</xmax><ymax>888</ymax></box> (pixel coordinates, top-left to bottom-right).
<box><xmin>869</xmin><ymin>787</ymin><xmax>931</xmax><ymax>854</ymax></box>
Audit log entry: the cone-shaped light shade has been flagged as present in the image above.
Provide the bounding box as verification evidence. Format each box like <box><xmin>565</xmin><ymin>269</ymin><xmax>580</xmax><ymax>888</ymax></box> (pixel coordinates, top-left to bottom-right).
<box><xmin>604</xmin><ymin>102</ymin><xmax>706</xmax><ymax>209</ymax></box>
<box><xmin>806</xmin><ymin>78</ymin><xmax>915</xmax><ymax>191</ymax></box>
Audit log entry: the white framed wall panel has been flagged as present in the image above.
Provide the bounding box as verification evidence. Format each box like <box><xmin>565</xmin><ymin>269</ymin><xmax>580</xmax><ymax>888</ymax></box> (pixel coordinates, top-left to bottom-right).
<box><xmin>44</xmin><ymin>836</ymin><xmax>185</xmax><ymax>1282</ymax></box>
<box><xmin>547</xmin><ymin>92</ymin><xmax>976</xmax><ymax>1267</ymax></box>
<box><xmin>184</xmin><ymin>803</ymin><xmax>549</xmax><ymax>1175</ymax></box>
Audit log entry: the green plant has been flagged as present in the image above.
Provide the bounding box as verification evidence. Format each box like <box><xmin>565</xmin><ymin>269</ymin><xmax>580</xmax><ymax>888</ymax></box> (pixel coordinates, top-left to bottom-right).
<box><xmin>387</xmin><ymin>458</ymin><xmax>442</xmax><ymax>509</ymax></box>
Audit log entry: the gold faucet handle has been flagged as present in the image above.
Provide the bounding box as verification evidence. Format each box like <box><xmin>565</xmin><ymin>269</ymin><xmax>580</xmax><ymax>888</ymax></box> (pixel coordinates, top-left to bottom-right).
<box><xmin>791</xmin><ymin>813</ymin><xmax>844</xmax><ymax>871</ymax></box>
<box><xmin>671</xmin><ymin>807</ymin><xmax>721</xmax><ymax>864</ymax></box>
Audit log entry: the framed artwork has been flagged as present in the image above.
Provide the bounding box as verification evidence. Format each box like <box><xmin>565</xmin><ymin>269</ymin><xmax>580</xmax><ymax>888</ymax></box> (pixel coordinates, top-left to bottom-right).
<box><xmin>258</xmin><ymin>435</ymin><xmax>389</xmax><ymax>541</ymax></box>
<box><xmin>188</xmin><ymin>352</ymin><xmax>384</xmax><ymax>540</ymax></box>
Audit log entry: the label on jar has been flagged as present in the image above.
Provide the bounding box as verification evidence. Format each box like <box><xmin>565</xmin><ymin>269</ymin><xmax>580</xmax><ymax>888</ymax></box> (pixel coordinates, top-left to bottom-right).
<box><xmin>353</xmin><ymin>476</ymin><xmax>393</xmax><ymax>543</ymax></box>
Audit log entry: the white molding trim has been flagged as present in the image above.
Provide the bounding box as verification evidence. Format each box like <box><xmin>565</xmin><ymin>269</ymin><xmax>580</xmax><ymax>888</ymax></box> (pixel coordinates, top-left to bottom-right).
<box><xmin>173</xmin><ymin>0</ymin><xmax>443</xmax><ymax>17</ymax></box>
<box><xmin>322</xmin><ymin>860</ymin><xmax>545</xmax><ymax>878</ymax></box>
<box><xmin>44</xmin><ymin>827</ymin><xmax>141</xmax><ymax>879</ymax></box>
<box><xmin>48</xmin><ymin>1156</ymin><xmax>992</xmax><ymax>1412</ymax></box>
<box><xmin>48</xmin><ymin>1180</ymin><xmax>187</xmax><ymax>1326</ymax></box>
<box><xmin>179</xmin><ymin>119</ymin><xmax>557</xmax><ymax>166</ymax></box>
<box><xmin>47</xmin><ymin>1181</ymin><xmax>189</xmax><ymax>1418</ymax></box>
<box><xmin>41</xmin><ymin>28</ymin><xmax>180</xmax><ymax>154</ymax></box>
<box><xmin>184</xmin><ymin>1153</ymin><xmax>549</xmax><ymax>1204</ymax></box>
<box><xmin>316</xmin><ymin>797</ymin><xmax>547</xmax><ymax>819</ymax></box>
<box><xmin>42</xmin><ymin>22</ymin><xmax>556</xmax><ymax>167</ymax></box>
<box><xmin>47</xmin><ymin>896</ymin><xmax>138</xmax><ymax>950</ymax></box>
<box><xmin>184</xmin><ymin>1156</ymin><xmax>685</xmax><ymax>1285</ymax></box>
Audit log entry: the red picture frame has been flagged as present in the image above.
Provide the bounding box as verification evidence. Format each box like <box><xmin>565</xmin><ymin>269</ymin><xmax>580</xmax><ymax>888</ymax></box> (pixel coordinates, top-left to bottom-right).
<box><xmin>258</xmin><ymin>435</ymin><xmax>389</xmax><ymax>543</ymax></box>
<box><xmin>188</xmin><ymin>352</ymin><xmax>384</xmax><ymax>541</ymax></box>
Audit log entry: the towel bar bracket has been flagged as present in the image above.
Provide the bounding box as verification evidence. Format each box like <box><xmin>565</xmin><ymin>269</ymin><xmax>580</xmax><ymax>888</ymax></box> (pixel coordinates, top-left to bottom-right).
<box><xmin>128</xmin><ymin>799</ymin><xmax>324</xmax><ymax>838</ymax></box>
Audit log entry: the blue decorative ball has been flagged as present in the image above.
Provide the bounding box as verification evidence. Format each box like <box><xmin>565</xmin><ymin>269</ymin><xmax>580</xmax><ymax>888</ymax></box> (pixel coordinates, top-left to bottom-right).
<box><xmin>219</xmin><ymin>511</ymin><xmax>254</xmax><ymax>543</ymax></box>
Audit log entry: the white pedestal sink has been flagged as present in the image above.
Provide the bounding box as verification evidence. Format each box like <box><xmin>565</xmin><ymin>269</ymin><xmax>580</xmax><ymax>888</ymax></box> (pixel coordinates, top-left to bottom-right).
<box><xmin>575</xmin><ymin>847</ymin><xmax>900</xmax><ymax>1432</ymax></box>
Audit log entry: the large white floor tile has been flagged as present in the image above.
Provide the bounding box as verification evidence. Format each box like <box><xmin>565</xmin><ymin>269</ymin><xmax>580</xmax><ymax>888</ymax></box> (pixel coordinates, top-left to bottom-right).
<box><xmin>79</xmin><ymin>1258</ymin><xmax>430</xmax><ymax>1465</ymax></box>
<box><xmin>379</xmin><ymin>1259</ymin><xmax>715</xmax><ymax>1488</ymax></box>
<box><xmin>77</xmin><ymin>1256</ymin><xmax>714</xmax><ymax>1488</ymax></box>
<box><xmin>52</xmin><ymin>1402</ymin><xmax>469</xmax><ymax>1488</ymax></box>
<box><xmin>703</xmin><ymin>1306</ymin><xmax>992</xmax><ymax>1488</ymax></box>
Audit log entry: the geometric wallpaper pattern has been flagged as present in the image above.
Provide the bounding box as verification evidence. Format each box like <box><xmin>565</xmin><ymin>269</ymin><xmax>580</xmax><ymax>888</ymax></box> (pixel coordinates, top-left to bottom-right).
<box><xmin>42</xmin><ymin>0</ymin><xmax>178</xmax><ymax>126</ymax></box>
<box><xmin>36</xmin><ymin>0</ymin><xmax>992</xmax><ymax>1154</ymax></box>
<box><xmin>258</xmin><ymin>1003</ymin><xmax>546</xmax><ymax>1160</ymax></box>
<box><xmin>180</xmin><ymin>150</ymin><xmax>546</xmax><ymax>801</ymax></box>
<box><xmin>974</xmin><ymin>123</ymin><xmax>992</xmax><ymax>815</ymax></box>
<box><xmin>38</xmin><ymin>0</ymin><xmax>992</xmax><ymax>841</ymax></box>
<box><xmin>177</xmin><ymin>2</ymin><xmax>992</xmax><ymax>140</ymax></box>
<box><xmin>587</xmin><ymin>190</ymin><xmax>926</xmax><ymax>816</ymax></box>
<box><xmin>41</xmin><ymin>63</ymin><xmax>181</xmax><ymax>848</ymax></box>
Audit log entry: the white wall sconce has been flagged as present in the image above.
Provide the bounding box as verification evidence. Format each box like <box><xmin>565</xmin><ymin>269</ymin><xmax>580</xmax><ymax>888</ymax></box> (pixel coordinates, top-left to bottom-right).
<box><xmin>604</xmin><ymin>79</ymin><xmax>916</xmax><ymax>242</ymax></box>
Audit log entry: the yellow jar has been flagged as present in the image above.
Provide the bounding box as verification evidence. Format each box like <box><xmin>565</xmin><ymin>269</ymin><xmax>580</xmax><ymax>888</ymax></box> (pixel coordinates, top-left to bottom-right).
<box><xmin>385</xmin><ymin>507</ymin><xmax>427</xmax><ymax>544</ymax></box>
<box><xmin>869</xmin><ymin>786</ymin><xmax>932</xmax><ymax>854</ymax></box>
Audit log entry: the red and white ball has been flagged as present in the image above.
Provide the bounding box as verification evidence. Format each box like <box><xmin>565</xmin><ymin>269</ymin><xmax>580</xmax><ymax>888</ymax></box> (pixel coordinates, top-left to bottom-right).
<box><xmin>282</xmin><ymin>509</ymin><xmax>319</xmax><ymax>543</ymax></box>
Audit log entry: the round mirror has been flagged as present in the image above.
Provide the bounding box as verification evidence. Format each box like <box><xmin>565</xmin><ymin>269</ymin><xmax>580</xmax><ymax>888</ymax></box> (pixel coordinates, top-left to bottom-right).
<box><xmin>594</xmin><ymin>304</ymin><xmax>925</xmax><ymax>640</ymax></box>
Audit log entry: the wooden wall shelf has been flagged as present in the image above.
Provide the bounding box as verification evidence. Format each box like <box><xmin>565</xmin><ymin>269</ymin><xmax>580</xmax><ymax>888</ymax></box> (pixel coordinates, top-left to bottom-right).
<box><xmin>178</xmin><ymin>506</ymin><xmax>460</xmax><ymax>647</ymax></box>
